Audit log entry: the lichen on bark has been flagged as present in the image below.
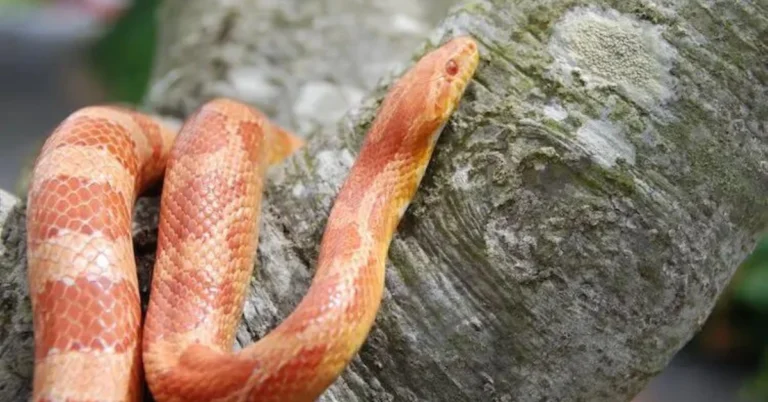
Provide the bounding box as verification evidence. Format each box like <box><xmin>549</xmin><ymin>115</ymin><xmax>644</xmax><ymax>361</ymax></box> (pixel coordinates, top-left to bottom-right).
<box><xmin>1</xmin><ymin>0</ymin><xmax>767</xmax><ymax>401</ymax></box>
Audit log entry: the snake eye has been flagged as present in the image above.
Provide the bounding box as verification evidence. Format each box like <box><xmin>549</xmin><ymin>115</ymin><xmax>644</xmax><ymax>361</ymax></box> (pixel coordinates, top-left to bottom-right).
<box><xmin>445</xmin><ymin>59</ymin><xmax>459</xmax><ymax>76</ymax></box>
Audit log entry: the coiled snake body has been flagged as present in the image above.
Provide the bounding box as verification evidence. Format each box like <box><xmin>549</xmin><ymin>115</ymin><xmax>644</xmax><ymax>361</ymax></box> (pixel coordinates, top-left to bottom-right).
<box><xmin>26</xmin><ymin>37</ymin><xmax>479</xmax><ymax>401</ymax></box>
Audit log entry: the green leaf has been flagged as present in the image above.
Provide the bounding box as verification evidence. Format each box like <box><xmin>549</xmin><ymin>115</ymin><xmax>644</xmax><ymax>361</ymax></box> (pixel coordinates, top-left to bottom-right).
<box><xmin>89</xmin><ymin>0</ymin><xmax>160</xmax><ymax>104</ymax></box>
<box><xmin>732</xmin><ymin>236</ymin><xmax>768</xmax><ymax>310</ymax></box>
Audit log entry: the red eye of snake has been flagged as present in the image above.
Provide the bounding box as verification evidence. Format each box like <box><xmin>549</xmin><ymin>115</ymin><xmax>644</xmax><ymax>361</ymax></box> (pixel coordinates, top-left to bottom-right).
<box><xmin>445</xmin><ymin>59</ymin><xmax>459</xmax><ymax>76</ymax></box>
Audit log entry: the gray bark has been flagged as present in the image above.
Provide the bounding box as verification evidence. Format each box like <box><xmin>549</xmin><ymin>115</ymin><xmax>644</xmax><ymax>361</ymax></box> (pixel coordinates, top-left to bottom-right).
<box><xmin>2</xmin><ymin>0</ymin><xmax>767</xmax><ymax>401</ymax></box>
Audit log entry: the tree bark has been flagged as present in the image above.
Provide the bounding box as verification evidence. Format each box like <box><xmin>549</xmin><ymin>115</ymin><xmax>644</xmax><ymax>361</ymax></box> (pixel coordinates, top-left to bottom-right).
<box><xmin>2</xmin><ymin>0</ymin><xmax>767</xmax><ymax>401</ymax></box>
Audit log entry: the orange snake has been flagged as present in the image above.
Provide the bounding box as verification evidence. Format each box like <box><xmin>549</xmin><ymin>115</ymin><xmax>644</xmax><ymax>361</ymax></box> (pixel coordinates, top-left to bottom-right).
<box><xmin>25</xmin><ymin>36</ymin><xmax>479</xmax><ymax>401</ymax></box>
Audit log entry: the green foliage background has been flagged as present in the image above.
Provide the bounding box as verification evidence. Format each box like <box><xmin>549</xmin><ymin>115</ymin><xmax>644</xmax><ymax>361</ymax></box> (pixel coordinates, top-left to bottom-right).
<box><xmin>723</xmin><ymin>237</ymin><xmax>768</xmax><ymax>400</ymax></box>
<box><xmin>90</xmin><ymin>0</ymin><xmax>159</xmax><ymax>104</ymax></box>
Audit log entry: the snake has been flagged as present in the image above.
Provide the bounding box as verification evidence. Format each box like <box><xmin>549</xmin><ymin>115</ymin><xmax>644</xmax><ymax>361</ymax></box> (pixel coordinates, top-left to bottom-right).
<box><xmin>25</xmin><ymin>36</ymin><xmax>479</xmax><ymax>401</ymax></box>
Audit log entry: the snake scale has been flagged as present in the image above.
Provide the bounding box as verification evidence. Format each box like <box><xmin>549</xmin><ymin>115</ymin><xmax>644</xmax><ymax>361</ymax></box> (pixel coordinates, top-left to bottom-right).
<box><xmin>26</xmin><ymin>36</ymin><xmax>479</xmax><ymax>401</ymax></box>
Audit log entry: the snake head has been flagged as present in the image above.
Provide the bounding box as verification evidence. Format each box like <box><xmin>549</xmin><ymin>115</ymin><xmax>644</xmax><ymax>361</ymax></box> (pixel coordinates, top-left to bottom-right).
<box><xmin>352</xmin><ymin>35</ymin><xmax>480</xmax><ymax>191</ymax></box>
<box><xmin>425</xmin><ymin>36</ymin><xmax>480</xmax><ymax>122</ymax></box>
<box><xmin>366</xmin><ymin>35</ymin><xmax>480</xmax><ymax>155</ymax></box>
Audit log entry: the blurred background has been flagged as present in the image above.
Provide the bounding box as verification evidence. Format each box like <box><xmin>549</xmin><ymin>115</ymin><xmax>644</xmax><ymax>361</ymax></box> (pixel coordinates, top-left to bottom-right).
<box><xmin>0</xmin><ymin>1</ymin><xmax>765</xmax><ymax>401</ymax></box>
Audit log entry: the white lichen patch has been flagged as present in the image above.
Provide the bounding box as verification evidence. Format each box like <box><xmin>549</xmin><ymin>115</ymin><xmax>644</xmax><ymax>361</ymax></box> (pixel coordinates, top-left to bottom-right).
<box><xmin>0</xmin><ymin>189</ymin><xmax>18</xmax><ymax>226</ymax></box>
<box><xmin>547</xmin><ymin>6</ymin><xmax>678</xmax><ymax>111</ymax></box>
<box><xmin>576</xmin><ymin>119</ymin><xmax>636</xmax><ymax>168</ymax></box>
<box><xmin>292</xmin><ymin>183</ymin><xmax>306</xmax><ymax>197</ymax></box>
<box><xmin>543</xmin><ymin>102</ymin><xmax>569</xmax><ymax>121</ymax></box>
<box><xmin>315</xmin><ymin>149</ymin><xmax>356</xmax><ymax>190</ymax></box>
<box><xmin>0</xmin><ymin>189</ymin><xmax>19</xmax><ymax>258</ymax></box>
<box><xmin>451</xmin><ymin>165</ymin><xmax>474</xmax><ymax>190</ymax></box>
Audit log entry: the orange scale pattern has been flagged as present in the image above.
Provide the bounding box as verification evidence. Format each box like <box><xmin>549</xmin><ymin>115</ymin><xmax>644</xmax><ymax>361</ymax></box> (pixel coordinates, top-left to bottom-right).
<box><xmin>26</xmin><ymin>37</ymin><xmax>479</xmax><ymax>401</ymax></box>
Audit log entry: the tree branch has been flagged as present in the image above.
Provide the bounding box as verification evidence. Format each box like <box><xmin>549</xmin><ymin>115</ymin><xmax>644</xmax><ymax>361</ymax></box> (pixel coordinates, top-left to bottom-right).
<box><xmin>1</xmin><ymin>0</ymin><xmax>766</xmax><ymax>401</ymax></box>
